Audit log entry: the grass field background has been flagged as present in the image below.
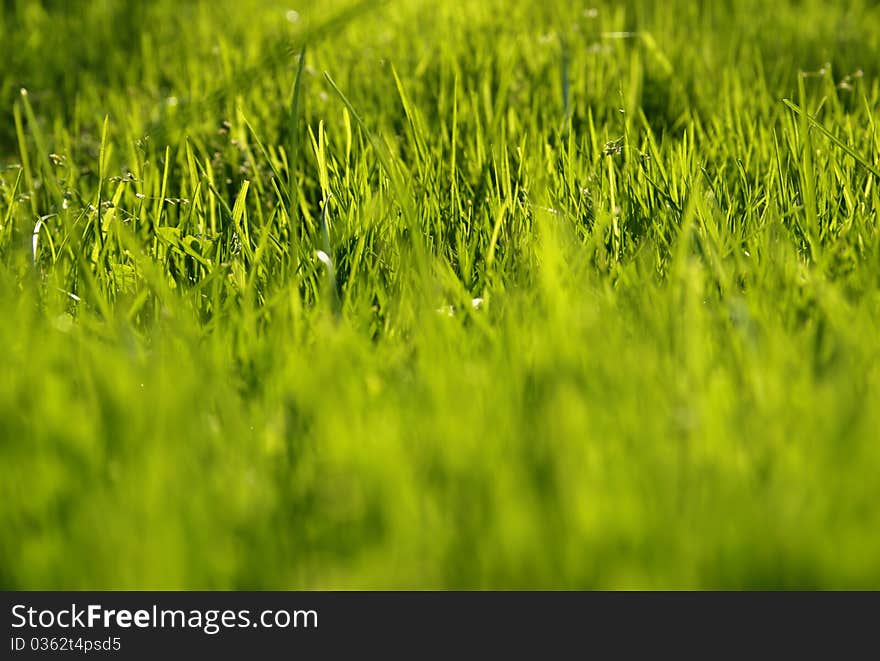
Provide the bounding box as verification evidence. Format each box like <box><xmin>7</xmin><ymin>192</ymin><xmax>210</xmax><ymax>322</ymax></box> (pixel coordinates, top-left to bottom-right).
<box><xmin>2</xmin><ymin>0</ymin><xmax>880</xmax><ymax>588</ymax></box>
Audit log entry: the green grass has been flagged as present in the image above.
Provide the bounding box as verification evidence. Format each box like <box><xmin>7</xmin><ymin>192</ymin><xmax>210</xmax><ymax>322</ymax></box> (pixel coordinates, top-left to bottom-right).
<box><xmin>2</xmin><ymin>0</ymin><xmax>880</xmax><ymax>588</ymax></box>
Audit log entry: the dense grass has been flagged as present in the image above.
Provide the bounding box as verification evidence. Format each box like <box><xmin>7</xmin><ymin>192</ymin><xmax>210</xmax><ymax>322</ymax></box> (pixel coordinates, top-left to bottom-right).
<box><xmin>2</xmin><ymin>0</ymin><xmax>880</xmax><ymax>588</ymax></box>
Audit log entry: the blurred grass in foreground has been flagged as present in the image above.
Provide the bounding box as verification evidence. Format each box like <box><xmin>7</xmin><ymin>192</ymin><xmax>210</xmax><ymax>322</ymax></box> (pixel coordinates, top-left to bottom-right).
<box><xmin>1</xmin><ymin>0</ymin><xmax>880</xmax><ymax>587</ymax></box>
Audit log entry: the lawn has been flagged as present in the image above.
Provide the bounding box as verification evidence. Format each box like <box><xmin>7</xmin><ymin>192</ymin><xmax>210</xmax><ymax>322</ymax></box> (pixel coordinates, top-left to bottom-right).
<box><xmin>2</xmin><ymin>0</ymin><xmax>880</xmax><ymax>588</ymax></box>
